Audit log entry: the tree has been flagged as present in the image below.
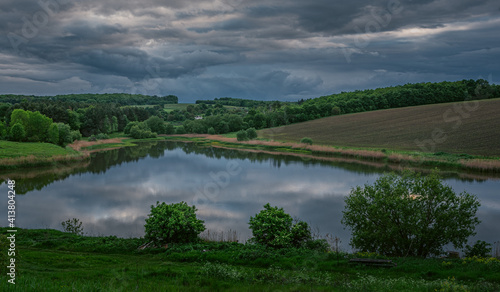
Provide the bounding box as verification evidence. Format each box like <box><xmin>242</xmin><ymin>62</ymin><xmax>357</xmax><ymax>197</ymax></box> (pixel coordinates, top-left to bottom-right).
<box><xmin>300</xmin><ymin>137</ymin><xmax>313</xmax><ymax>145</ymax></box>
<box><xmin>341</xmin><ymin>170</ymin><xmax>481</xmax><ymax>257</ymax></box>
<box><xmin>246</xmin><ymin>128</ymin><xmax>257</xmax><ymax>140</ymax></box>
<box><xmin>9</xmin><ymin>123</ymin><xmax>26</xmax><ymax>141</ymax></box>
<box><xmin>175</xmin><ymin>125</ymin><xmax>186</xmax><ymax>134</ymax></box>
<box><xmin>0</xmin><ymin>121</ymin><xmax>6</xmax><ymax>139</ymax></box>
<box><xmin>10</xmin><ymin>109</ymin><xmax>29</xmax><ymax>128</ymax></box>
<box><xmin>144</xmin><ymin>201</ymin><xmax>205</xmax><ymax>246</ymax></box>
<box><xmin>236</xmin><ymin>130</ymin><xmax>248</xmax><ymax>141</ymax></box>
<box><xmin>248</xmin><ymin>203</ymin><xmax>313</xmax><ymax>248</ymax></box>
<box><xmin>146</xmin><ymin>115</ymin><xmax>166</xmax><ymax>134</ymax></box>
<box><xmin>165</xmin><ymin>123</ymin><xmax>175</xmax><ymax>135</ymax></box>
<box><xmin>27</xmin><ymin>111</ymin><xmax>53</xmax><ymax>142</ymax></box>
<box><xmin>56</xmin><ymin>123</ymin><xmax>72</xmax><ymax>146</ymax></box>
<box><xmin>48</xmin><ymin>123</ymin><xmax>59</xmax><ymax>145</ymax></box>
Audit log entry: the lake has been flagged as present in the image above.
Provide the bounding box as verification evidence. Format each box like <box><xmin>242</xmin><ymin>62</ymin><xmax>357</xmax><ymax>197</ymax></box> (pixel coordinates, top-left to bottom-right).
<box><xmin>1</xmin><ymin>141</ymin><xmax>499</xmax><ymax>250</ymax></box>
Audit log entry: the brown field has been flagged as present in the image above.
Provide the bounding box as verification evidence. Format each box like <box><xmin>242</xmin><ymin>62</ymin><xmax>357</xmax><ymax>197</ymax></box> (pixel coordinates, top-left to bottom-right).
<box><xmin>259</xmin><ymin>99</ymin><xmax>500</xmax><ymax>156</ymax></box>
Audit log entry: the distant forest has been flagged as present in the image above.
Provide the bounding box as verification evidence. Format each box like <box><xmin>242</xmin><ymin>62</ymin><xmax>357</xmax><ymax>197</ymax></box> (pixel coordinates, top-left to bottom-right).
<box><xmin>0</xmin><ymin>79</ymin><xmax>498</xmax><ymax>143</ymax></box>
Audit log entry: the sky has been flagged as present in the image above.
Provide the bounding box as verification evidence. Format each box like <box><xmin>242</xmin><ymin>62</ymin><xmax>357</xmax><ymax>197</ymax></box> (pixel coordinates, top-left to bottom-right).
<box><xmin>1</xmin><ymin>0</ymin><xmax>499</xmax><ymax>102</ymax></box>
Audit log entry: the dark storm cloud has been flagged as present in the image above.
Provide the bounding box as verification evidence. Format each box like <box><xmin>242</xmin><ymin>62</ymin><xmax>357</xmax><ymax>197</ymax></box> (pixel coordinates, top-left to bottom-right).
<box><xmin>0</xmin><ymin>0</ymin><xmax>499</xmax><ymax>100</ymax></box>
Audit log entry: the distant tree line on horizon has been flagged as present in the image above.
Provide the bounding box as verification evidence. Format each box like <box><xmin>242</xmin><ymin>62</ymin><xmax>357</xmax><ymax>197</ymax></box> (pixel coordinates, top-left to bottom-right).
<box><xmin>1</xmin><ymin>79</ymin><xmax>498</xmax><ymax>143</ymax></box>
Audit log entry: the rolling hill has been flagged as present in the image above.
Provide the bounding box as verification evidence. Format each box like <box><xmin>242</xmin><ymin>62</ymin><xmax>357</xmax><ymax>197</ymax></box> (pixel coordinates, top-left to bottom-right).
<box><xmin>259</xmin><ymin>99</ymin><xmax>500</xmax><ymax>156</ymax></box>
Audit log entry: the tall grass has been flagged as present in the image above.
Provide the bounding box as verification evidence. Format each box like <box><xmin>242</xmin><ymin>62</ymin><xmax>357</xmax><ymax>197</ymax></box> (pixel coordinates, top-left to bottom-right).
<box><xmin>199</xmin><ymin>229</ymin><xmax>239</xmax><ymax>243</ymax></box>
<box><xmin>0</xmin><ymin>153</ymin><xmax>90</xmax><ymax>170</ymax></box>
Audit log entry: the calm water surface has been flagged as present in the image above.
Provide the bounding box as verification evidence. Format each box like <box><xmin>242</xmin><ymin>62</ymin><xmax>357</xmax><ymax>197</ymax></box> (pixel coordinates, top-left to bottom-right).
<box><xmin>1</xmin><ymin>141</ymin><xmax>499</xmax><ymax>248</ymax></box>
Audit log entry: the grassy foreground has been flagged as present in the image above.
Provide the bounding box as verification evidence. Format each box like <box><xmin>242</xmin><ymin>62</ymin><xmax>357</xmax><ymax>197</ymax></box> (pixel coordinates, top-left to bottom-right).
<box><xmin>1</xmin><ymin>228</ymin><xmax>500</xmax><ymax>291</ymax></box>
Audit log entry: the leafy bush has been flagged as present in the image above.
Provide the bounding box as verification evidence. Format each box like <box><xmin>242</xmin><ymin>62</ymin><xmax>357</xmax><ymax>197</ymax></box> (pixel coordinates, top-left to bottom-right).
<box><xmin>246</xmin><ymin>128</ymin><xmax>257</xmax><ymax>140</ymax></box>
<box><xmin>300</xmin><ymin>137</ymin><xmax>313</xmax><ymax>145</ymax></box>
<box><xmin>56</xmin><ymin>123</ymin><xmax>73</xmax><ymax>146</ymax></box>
<box><xmin>70</xmin><ymin>130</ymin><xmax>82</xmax><ymax>142</ymax></box>
<box><xmin>175</xmin><ymin>125</ymin><xmax>186</xmax><ymax>134</ymax></box>
<box><xmin>123</xmin><ymin>121</ymin><xmax>140</xmax><ymax>135</ymax></box>
<box><xmin>236</xmin><ymin>130</ymin><xmax>248</xmax><ymax>141</ymax></box>
<box><xmin>129</xmin><ymin>125</ymin><xmax>156</xmax><ymax>139</ymax></box>
<box><xmin>10</xmin><ymin>123</ymin><xmax>26</xmax><ymax>141</ymax></box>
<box><xmin>146</xmin><ymin>116</ymin><xmax>166</xmax><ymax>134</ymax></box>
<box><xmin>48</xmin><ymin>123</ymin><xmax>59</xmax><ymax>144</ymax></box>
<box><xmin>248</xmin><ymin>203</ymin><xmax>314</xmax><ymax>248</ymax></box>
<box><xmin>95</xmin><ymin>133</ymin><xmax>109</xmax><ymax>140</ymax></box>
<box><xmin>342</xmin><ymin>170</ymin><xmax>481</xmax><ymax>257</ymax></box>
<box><xmin>207</xmin><ymin>127</ymin><xmax>216</xmax><ymax>135</ymax></box>
<box><xmin>144</xmin><ymin>201</ymin><xmax>205</xmax><ymax>246</ymax></box>
<box><xmin>89</xmin><ymin>135</ymin><xmax>97</xmax><ymax>142</ymax></box>
<box><xmin>0</xmin><ymin>121</ymin><xmax>7</xmax><ymax>139</ymax></box>
<box><xmin>165</xmin><ymin>123</ymin><xmax>175</xmax><ymax>135</ymax></box>
<box><xmin>464</xmin><ymin>240</ymin><xmax>492</xmax><ymax>258</ymax></box>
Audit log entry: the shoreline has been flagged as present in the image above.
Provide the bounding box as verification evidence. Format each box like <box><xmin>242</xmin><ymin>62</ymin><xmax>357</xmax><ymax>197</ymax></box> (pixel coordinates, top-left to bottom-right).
<box><xmin>162</xmin><ymin>134</ymin><xmax>500</xmax><ymax>178</ymax></box>
<box><xmin>1</xmin><ymin>135</ymin><xmax>499</xmax><ymax>179</ymax></box>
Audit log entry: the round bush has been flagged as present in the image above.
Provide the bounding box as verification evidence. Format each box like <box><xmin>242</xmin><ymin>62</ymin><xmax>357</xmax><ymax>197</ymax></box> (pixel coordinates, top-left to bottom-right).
<box><xmin>246</xmin><ymin>128</ymin><xmax>257</xmax><ymax>140</ymax></box>
<box><xmin>236</xmin><ymin>130</ymin><xmax>248</xmax><ymax>141</ymax></box>
<box><xmin>300</xmin><ymin>137</ymin><xmax>313</xmax><ymax>145</ymax></box>
<box><xmin>145</xmin><ymin>201</ymin><xmax>206</xmax><ymax>245</ymax></box>
<box><xmin>248</xmin><ymin>203</ymin><xmax>313</xmax><ymax>248</ymax></box>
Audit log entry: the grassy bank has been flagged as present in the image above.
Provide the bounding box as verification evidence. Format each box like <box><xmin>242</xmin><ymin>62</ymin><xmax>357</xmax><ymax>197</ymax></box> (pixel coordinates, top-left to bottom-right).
<box><xmin>0</xmin><ymin>141</ymin><xmax>89</xmax><ymax>170</ymax></box>
<box><xmin>164</xmin><ymin>135</ymin><xmax>500</xmax><ymax>175</ymax></box>
<box><xmin>1</xmin><ymin>228</ymin><xmax>499</xmax><ymax>291</ymax></box>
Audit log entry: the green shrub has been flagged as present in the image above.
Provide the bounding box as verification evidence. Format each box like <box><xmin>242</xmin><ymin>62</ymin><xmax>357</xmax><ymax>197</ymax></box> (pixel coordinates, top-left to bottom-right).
<box><xmin>123</xmin><ymin>121</ymin><xmax>140</xmax><ymax>135</ymax></box>
<box><xmin>208</xmin><ymin>127</ymin><xmax>216</xmax><ymax>135</ymax></box>
<box><xmin>10</xmin><ymin>123</ymin><xmax>26</xmax><ymax>142</ymax></box>
<box><xmin>246</xmin><ymin>128</ymin><xmax>257</xmax><ymax>140</ymax></box>
<box><xmin>95</xmin><ymin>133</ymin><xmax>109</xmax><ymax>140</ymax></box>
<box><xmin>146</xmin><ymin>116</ymin><xmax>166</xmax><ymax>134</ymax></box>
<box><xmin>248</xmin><ymin>203</ymin><xmax>313</xmax><ymax>248</ymax></box>
<box><xmin>236</xmin><ymin>130</ymin><xmax>248</xmax><ymax>141</ymax></box>
<box><xmin>56</xmin><ymin>123</ymin><xmax>73</xmax><ymax>146</ymax></box>
<box><xmin>0</xmin><ymin>121</ymin><xmax>7</xmax><ymax>139</ymax></box>
<box><xmin>70</xmin><ymin>130</ymin><xmax>82</xmax><ymax>142</ymax></box>
<box><xmin>165</xmin><ymin>123</ymin><xmax>175</xmax><ymax>135</ymax></box>
<box><xmin>464</xmin><ymin>240</ymin><xmax>492</xmax><ymax>258</ymax></box>
<box><xmin>175</xmin><ymin>125</ymin><xmax>186</xmax><ymax>134</ymax></box>
<box><xmin>300</xmin><ymin>137</ymin><xmax>313</xmax><ymax>145</ymax></box>
<box><xmin>48</xmin><ymin>123</ymin><xmax>59</xmax><ymax>144</ymax></box>
<box><xmin>144</xmin><ymin>201</ymin><xmax>206</xmax><ymax>246</ymax></box>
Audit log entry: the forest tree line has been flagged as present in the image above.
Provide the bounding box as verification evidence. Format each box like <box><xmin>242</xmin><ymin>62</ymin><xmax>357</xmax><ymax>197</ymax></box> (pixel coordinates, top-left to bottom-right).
<box><xmin>1</xmin><ymin>79</ymin><xmax>498</xmax><ymax>144</ymax></box>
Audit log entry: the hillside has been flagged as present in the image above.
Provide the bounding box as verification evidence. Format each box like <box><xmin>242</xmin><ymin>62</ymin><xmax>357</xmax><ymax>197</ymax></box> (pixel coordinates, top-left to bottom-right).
<box><xmin>259</xmin><ymin>99</ymin><xmax>500</xmax><ymax>156</ymax></box>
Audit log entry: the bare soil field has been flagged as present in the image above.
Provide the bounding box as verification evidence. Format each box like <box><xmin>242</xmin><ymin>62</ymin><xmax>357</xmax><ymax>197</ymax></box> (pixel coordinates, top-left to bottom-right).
<box><xmin>259</xmin><ymin>99</ymin><xmax>500</xmax><ymax>156</ymax></box>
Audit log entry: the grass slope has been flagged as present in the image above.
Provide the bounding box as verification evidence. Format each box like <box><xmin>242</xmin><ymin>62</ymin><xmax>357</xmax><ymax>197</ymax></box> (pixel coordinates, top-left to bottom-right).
<box><xmin>260</xmin><ymin>99</ymin><xmax>500</xmax><ymax>156</ymax></box>
<box><xmin>1</xmin><ymin>228</ymin><xmax>499</xmax><ymax>291</ymax></box>
<box><xmin>0</xmin><ymin>141</ymin><xmax>78</xmax><ymax>159</ymax></box>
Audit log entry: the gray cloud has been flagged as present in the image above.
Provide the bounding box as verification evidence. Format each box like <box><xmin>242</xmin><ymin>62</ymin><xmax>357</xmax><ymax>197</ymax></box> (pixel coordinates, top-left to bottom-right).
<box><xmin>0</xmin><ymin>0</ymin><xmax>499</xmax><ymax>101</ymax></box>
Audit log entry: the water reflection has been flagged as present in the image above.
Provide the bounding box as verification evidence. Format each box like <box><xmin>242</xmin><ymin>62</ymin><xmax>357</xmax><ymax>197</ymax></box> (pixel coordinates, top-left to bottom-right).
<box><xmin>1</xmin><ymin>141</ymin><xmax>499</xmax><ymax>249</ymax></box>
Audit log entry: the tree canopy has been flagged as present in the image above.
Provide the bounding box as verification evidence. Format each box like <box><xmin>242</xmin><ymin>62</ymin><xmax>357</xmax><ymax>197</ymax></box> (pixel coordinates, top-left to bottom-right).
<box><xmin>342</xmin><ymin>170</ymin><xmax>481</xmax><ymax>258</ymax></box>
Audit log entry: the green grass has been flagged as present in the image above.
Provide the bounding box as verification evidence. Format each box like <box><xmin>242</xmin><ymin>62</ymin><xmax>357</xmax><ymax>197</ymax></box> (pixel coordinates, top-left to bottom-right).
<box><xmin>259</xmin><ymin>99</ymin><xmax>500</xmax><ymax>156</ymax></box>
<box><xmin>1</xmin><ymin>228</ymin><xmax>499</xmax><ymax>291</ymax></box>
<box><xmin>0</xmin><ymin>141</ymin><xmax>78</xmax><ymax>159</ymax></box>
<box><xmin>164</xmin><ymin>103</ymin><xmax>192</xmax><ymax>113</ymax></box>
